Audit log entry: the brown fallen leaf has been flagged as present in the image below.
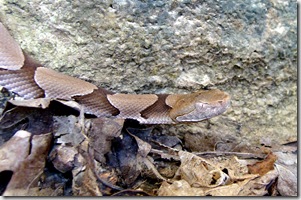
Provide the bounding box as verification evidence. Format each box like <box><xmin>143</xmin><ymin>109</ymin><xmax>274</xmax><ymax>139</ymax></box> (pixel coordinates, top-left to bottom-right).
<box><xmin>71</xmin><ymin>149</ymin><xmax>102</xmax><ymax>196</ymax></box>
<box><xmin>237</xmin><ymin>169</ymin><xmax>279</xmax><ymax>196</ymax></box>
<box><xmin>158</xmin><ymin>156</ymin><xmax>279</xmax><ymax>196</ymax></box>
<box><xmin>72</xmin><ymin>165</ymin><xmax>102</xmax><ymax>196</ymax></box>
<box><xmin>127</xmin><ymin>130</ymin><xmax>152</xmax><ymax>158</ymax></box>
<box><xmin>0</xmin><ymin>130</ymin><xmax>31</xmax><ymax>172</ymax></box>
<box><xmin>98</xmin><ymin>170</ymin><xmax>120</xmax><ymax>195</ymax></box>
<box><xmin>8</xmin><ymin>98</ymin><xmax>51</xmax><ymax>109</ymax></box>
<box><xmin>175</xmin><ymin>151</ymin><xmax>230</xmax><ymax>188</ymax></box>
<box><xmin>127</xmin><ymin>130</ymin><xmax>167</xmax><ymax>181</ymax></box>
<box><xmin>53</xmin><ymin>115</ymin><xmax>86</xmax><ymax>146</ymax></box>
<box><xmin>0</xmin><ymin>130</ymin><xmax>52</xmax><ymax>196</ymax></box>
<box><xmin>248</xmin><ymin>153</ymin><xmax>277</xmax><ymax>176</ymax></box>
<box><xmin>107</xmin><ymin>131</ymin><xmax>141</xmax><ymax>186</ymax></box>
<box><xmin>273</xmin><ymin>149</ymin><xmax>297</xmax><ymax>196</ymax></box>
<box><xmin>158</xmin><ymin>180</ymin><xmax>205</xmax><ymax>196</ymax></box>
<box><xmin>88</xmin><ymin>118</ymin><xmax>124</xmax><ymax>163</ymax></box>
<box><xmin>0</xmin><ymin>107</ymin><xmax>53</xmax><ymax>144</ymax></box>
<box><xmin>49</xmin><ymin>145</ymin><xmax>78</xmax><ymax>173</ymax></box>
<box><xmin>157</xmin><ymin>148</ymin><xmax>284</xmax><ymax>196</ymax></box>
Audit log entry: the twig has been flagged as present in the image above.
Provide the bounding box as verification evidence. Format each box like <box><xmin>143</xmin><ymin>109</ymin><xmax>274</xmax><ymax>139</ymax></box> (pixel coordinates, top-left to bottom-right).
<box><xmin>194</xmin><ymin>151</ymin><xmax>266</xmax><ymax>159</ymax></box>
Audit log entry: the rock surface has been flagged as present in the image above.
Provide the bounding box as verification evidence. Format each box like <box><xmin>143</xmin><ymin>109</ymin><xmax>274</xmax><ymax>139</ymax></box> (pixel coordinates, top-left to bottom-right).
<box><xmin>0</xmin><ymin>0</ymin><xmax>297</xmax><ymax>146</ymax></box>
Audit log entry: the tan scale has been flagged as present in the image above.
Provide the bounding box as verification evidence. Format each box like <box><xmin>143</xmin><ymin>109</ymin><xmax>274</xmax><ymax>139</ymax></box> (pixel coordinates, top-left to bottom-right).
<box><xmin>34</xmin><ymin>67</ymin><xmax>97</xmax><ymax>100</ymax></box>
<box><xmin>0</xmin><ymin>23</ymin><xmax>25</xmax><ymax>70</ymax></box>
<box><xmin>107</xmin><ymin>93</ymin><xmax>158</xmax><ymax>121</ymax></box>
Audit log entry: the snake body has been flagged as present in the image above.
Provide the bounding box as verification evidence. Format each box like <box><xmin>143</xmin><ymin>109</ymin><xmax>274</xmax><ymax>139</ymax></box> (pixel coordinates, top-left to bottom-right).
<box><xmin>0</xmin><ymin>22</ymin><xmax>230</xmax><ymax>124</ymax></box>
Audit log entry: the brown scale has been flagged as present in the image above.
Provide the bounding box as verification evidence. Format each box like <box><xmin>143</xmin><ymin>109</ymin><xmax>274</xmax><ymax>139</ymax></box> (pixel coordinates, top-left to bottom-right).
<box><xmin>0</xmin><ymin>54</ymin><xmax>44</xmax><ymax>99</ymax></box>
<box><xmin>74</xmin><ymin>88</ymin><xmax>120</xmax><ymax>117</ymax></box>
<box><xmin>140</xmin><ymin>94</ymin><xmax>173</xmax><ymax>123</ymax></box>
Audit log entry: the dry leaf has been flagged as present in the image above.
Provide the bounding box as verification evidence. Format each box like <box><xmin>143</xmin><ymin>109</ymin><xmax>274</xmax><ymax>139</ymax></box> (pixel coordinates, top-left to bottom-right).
<box><xmin>158</xmin><ymin>180</ymin><xmax>205</xmax><ymax>196</ymax></box>
<box><xmin>49</xmin><ymin>145</ymin><xmax>77</xmax><ymax>173</ymax></box>
<box><xmin>88</xmin><ymin>118</ymin><xmax>123</xmax><ymax>163</ymax></box>
<box><xmin>107</xmin><ymin>131</ymin><xmax>141</xmax><ymax>185</ymax></box>
<box><xmin>0</xmin><ymin>130</ymin><xmax>52</xmax><ymax>196</ymax></box>
<box><xmin>0</xmin><ymin>130</ymin><xmax>31</xmax><ymax>172</ymax></box>
<box><xmin>72</xmin><ymin>153</ymin><xmax>102</xmax><ymax>196</ymax></box>
<box><xmin>158</xmin><ymin>171</ymin><xmax>278</xmax><ymax>197</ymax></box>
<box><xmin>0</xmin><ymin>107</ymin><xmax>53</xmax><ymax>136</ymax></box>
<box><xmin>248</xmin><ymin>153</ymin><xmax>277</xmax><ymax>176</ymax></box>
<box><xmin>158</xmin><ymin>151</ymin><xmax>280</xmax><ymax>196</ymax></box>
<box><xmin>112</xmin><ymin>189</ymin><xmax>151</xmax><ymax>196</ymax></box>
<box><xmin>8</xmin><ymin>98</ymin><xmax>51</xmax><ymax>109</ymax></box>
<box><xmin>176</xmin><ymin>151</ymin><xmax>229</xmax><ymax>188</ymax></box>
<box><xmin>236</xmin><ymin>169</ymin><xmax>278</xmax><ymax>196</ymax></box>
<box><xmin>127</xmin><ymin>131</ymin><xmax>152</xmax><ymax>158</ymax></box>
<box><xmin>53</xmin><ymin>115</ymin><xmax>86</xmax><ymax>146</ymax></box>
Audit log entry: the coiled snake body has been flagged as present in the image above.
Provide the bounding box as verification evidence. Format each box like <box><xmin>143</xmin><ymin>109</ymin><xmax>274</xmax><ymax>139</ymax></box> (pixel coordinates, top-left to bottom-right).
<box><xmin>0</xmin><ymin>23</ymin><xmax>230</xmax><ymax>124</ymax></box>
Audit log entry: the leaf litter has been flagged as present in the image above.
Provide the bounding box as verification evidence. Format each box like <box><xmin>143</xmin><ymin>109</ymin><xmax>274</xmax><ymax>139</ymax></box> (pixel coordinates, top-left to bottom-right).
<box><xmin>0</xmin><ymin>99</ymin><xmax>297</xmax><ymax>196</ymax></box>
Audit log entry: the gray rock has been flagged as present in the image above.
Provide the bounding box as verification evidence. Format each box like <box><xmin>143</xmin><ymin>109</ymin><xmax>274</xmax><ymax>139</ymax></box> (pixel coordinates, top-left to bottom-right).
<box><xmin>0</xmin><ymin>0</ymin><xmax>297</xmax><ymax>146</ymax></box>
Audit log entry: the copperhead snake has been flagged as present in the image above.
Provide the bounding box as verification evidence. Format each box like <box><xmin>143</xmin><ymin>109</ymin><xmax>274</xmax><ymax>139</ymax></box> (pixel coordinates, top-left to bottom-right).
<box><xmin>0</xmin><ymin>22</ymin><xmax>230</xmax><ymax>124</ymax></box>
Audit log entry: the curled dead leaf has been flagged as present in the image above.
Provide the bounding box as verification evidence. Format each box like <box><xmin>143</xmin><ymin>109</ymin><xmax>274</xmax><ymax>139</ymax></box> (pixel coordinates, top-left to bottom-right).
<box><xmin>8</xmin><ymin>98</ymin><xmax>51</xmax><ymax>109</ymax></box>
<box><xmin>176</xmin><ymin>151</ymin><xmax>230</xmax><ymax>188</ymax></box>
<box><xmin>0</xmin><ymin>130</ymin><xmax>52</xmax><ymax>196</ymax></box>
<box><xmin>248</xmin><ymin>153</ymin><xmax>277</xmax><ymax>176</ymax></box>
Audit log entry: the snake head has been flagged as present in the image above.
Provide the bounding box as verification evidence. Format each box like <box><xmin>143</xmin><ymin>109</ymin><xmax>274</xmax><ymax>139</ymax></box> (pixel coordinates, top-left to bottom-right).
<box><xmin>167</xmin><ymin>89</ymin><xmax>231</xmax><ymax>123</ymax></box>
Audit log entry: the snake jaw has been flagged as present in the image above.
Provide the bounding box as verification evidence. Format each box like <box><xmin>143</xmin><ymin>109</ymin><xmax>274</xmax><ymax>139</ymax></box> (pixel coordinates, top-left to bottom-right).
<box><xmin>174</xmin><ymin>100</ymin><xmax>230</xmax><ymax>122</ymax></box>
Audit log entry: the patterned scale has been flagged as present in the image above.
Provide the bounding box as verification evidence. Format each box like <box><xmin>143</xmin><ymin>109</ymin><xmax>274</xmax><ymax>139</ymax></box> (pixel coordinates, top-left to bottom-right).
<box><xmin>140</xmin><ymin>94</ymin><xmax>174</xmax><ymax>124</ymax></box>
<box><xmin>0</xmin><ymin>23</ymin><xmax>24</xmax><ymax>70</ymax></box>
<box><xmin>0</xmin><ymin>22</ymin><xmax>44</xmax><ymax>99</ymax></box>
<box><xmin>34</xmin><ymin>67</ymin><xmax>97</xmax><ymax>100</ymax></box>
<box><xmin>0</xmin><ymin>65</ymin><xmax>44</xmax><ymax>99</ymax></box>
<box><xmin>107</xmin><ymin>93</ymin><xmax>158</xmax><ymax>121</ymax></box>
<box><xmin>74</xmin><ymin>88</ymin><xmax>120</xmax><ymax>117</ymax></box>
